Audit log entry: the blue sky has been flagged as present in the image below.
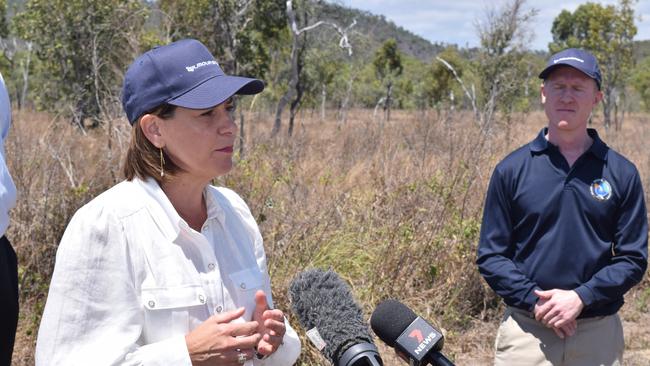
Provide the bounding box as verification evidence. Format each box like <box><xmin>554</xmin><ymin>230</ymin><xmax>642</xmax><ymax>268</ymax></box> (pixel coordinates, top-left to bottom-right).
<box><xmin>335</xmin><ymin>0</ymin><xmax>650</xmax><ymax>51</ymax></box>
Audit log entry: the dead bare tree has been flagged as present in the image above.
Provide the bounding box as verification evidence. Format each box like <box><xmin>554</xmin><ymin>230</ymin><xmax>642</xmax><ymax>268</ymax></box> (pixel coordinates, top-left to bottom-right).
<box><xmin>336</xmin><ymin>68</ymin><xmax>357</xmax><ymax>127</ymax></box>
<box><xmin>474</xmin><ymin>0</ymin><xmax>537</xmax><ymax>132</ymax></box>
<box><xmin>272</xmin><ymin>0</ymin><xmax>354</xmax><ymax>137</ymax></box>
<box><xmin>218</xmin><ymin>1</ymin><xmax>256</xmax><ymax>157</ymax></box>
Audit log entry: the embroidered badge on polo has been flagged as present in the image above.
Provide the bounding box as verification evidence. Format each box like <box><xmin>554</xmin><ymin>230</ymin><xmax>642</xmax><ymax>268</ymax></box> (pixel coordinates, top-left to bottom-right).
<box><xmin>590</xmin><ymin>178</ymin><xmax>612</xmax><ymax>201</ymax></box>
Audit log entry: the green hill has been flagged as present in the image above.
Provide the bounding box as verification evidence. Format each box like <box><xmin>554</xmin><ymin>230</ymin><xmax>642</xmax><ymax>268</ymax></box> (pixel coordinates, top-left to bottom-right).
<box><xmin>315</xmin><ymin>2</ymin><xmax>446</xmax><ymax>62</ymax></box>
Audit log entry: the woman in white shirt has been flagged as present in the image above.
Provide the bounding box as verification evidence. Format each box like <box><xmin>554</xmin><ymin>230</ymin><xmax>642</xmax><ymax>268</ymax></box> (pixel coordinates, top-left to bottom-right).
<box><xmin>35</xmin><ymin>39</ymin><xmax>301</xmax><ymax>366</ymax></box>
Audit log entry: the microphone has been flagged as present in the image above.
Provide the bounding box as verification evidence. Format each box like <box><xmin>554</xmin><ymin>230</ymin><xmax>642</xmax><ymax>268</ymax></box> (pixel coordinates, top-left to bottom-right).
<box><xmin>288</xmin><ymin>269</ymin><xmax>383</xmax><ymax>366</ymax></box>
<box><xmin>370</xmin><ymin>299</ymin><xmax>454</xmax><ymax>366</ymax></box>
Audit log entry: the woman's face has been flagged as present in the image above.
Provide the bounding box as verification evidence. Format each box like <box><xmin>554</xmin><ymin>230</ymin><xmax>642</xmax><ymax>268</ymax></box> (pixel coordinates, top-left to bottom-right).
<box><xmin>158</xmin><ymin>98</ymin><xmax>237</xmax><ymax>182</ymax></box>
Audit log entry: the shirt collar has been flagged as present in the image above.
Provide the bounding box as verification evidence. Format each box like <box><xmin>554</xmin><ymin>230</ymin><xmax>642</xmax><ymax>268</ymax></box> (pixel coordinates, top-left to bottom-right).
<box><xmin>134</xmin><ymin>177</ymin><xmax>226</xmax><ymax>240</ymax></box>
<box><xmin>529</xmin><ymin>127</ymin><xmax>608</xmax><ymax>161</ymax></box>
<box><xmin>529</xmin><ymin>128</ymin><xmax>549</xmax><ymax>153</ymax></box>
<box><xmin>204</xmin><ymin>186</ymin><xmax>226</xmax><ymax>224</ymax></box>
<box><xmin>135</xmin><ymin>177</ymin><xmax>182</xmax><ymax>240</ymax></box>
<box><xmin>586</xmin><ymin>128</ymin><xmax>608</xmax><ymax>160</ymax></box>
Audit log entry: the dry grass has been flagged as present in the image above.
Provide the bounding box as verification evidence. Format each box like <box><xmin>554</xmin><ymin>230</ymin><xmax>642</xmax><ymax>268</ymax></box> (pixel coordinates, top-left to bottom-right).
<box><xmin>7</xmin><ymin>107</ymin><xmax>650</xmax><ymax>365</ymax></box>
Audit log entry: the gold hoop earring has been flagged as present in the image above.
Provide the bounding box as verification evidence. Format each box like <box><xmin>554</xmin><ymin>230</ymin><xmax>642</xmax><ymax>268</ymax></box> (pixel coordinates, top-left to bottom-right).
<box><xmin>159</xmin><ymin>148</ymin><xmax>165</xmax><ymax>177</ymax></box>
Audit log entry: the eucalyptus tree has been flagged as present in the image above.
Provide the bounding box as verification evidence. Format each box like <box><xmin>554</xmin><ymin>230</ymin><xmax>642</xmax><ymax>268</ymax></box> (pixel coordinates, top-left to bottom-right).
<box><xmin>372</xmin><ymin>38</ymin><xmax>402</xmax><ymax>124</ymax></box>
<box><xmin>13</xmin><ymin>0</ymin><xmax>148</xmax><ymax>128</ymax></box>
<box><xmin>159</xmin><ymin>0</ymin><xmax>286</xmax><ymax>153</ymax></box>
<box><xmin>421</xmin><ymin>47</ymin><xmax>465</xmax><ymax>113</ymax></box>
<box><xmin>474</xmin><ymin>0</ymin><xmax>537</xmax><ymax>131</ymax></box>
<box><xmin>632</xmin><ymin>56</ymin><xmax>650</xmax><ymax>112</ymax></box>
<box><xmin>549</xmin><ymin>0</ymin><xmax>637</xmax><ymax>130</ymax></box>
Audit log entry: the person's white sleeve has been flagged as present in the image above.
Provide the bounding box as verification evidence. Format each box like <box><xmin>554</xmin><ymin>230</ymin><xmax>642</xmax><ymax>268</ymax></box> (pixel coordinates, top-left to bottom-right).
<box><xmin>0</xmin><ymin>72</ymin><xmax>16</xmax><ymax>237</ymax></box>
<box><xmin>0</xmin><ymin>144</ymin><xmax>16</xmax><ymax>236</ymax></box>
<box><xmin>35</xmin><ymin>202</ymin><xmax>192</xmax><ymax>366</ymax></box>
<box><xmin>0</xmin><ymin>72</ymin><xmax>11</xmax><ymax>140</ymax></box>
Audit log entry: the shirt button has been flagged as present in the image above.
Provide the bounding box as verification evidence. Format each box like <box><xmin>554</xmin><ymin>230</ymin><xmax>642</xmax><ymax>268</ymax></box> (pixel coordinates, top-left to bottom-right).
<box><xmin>198</xmin><ymin>294</ymin><xmax>205</xmax><ymax>303</ymax></box>
<box><xmin>148</xmin><ymin>300</ymin><xmax>155</xmax><ymax>308</ymax></box>
<box><xmin>215</xmin><ymin>306</ymin><xmax>223</xmax><ymax>313</ymax></box>
<box><xmin>208</xmin><ymin>263</ymin><xmax>215</xmax><ymax>270</ymax></box>
<box><xmin>240</xmin><ymin>283</ymin><xmax>246</xmax><ymax>289</ymax></box>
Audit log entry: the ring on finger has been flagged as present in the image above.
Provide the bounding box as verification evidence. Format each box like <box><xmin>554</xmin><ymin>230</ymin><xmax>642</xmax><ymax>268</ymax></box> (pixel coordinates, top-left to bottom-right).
<box><xmin>237</xmin><ymin>352</ymin><xmax>246</xmax><ymax>365</ymax></box>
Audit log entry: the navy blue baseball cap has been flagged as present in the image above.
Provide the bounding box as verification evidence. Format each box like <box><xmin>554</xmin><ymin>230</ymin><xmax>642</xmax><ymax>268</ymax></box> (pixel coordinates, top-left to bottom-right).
<box><xmin>539</xmin><ymin>48</ymin><xmax>601</xmax><ymax>90</ymax></box>
<box><xmin>122</xmin><ymin>39</ymin><xmax>264</xmax><ymax>124</ymax></box>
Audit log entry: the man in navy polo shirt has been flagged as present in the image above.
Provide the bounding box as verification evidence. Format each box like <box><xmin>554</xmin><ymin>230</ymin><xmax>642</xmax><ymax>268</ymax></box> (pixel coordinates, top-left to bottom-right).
<box><xmin>477</xmin><ymin>48</ymin><xmax>648</xmax><ymax>365</ymax></box>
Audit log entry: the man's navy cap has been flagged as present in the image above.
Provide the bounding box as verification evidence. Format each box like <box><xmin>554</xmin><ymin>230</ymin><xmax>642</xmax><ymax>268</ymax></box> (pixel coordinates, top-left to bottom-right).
<box><xmin>122</xmin><ymin>39</ymin><xmax>264</xmax><ymax>124</ymax></box>
<box><xmin>538</xmin><ymin>48</ymin><xmax>602</xmax><ymax>90</ymax></box>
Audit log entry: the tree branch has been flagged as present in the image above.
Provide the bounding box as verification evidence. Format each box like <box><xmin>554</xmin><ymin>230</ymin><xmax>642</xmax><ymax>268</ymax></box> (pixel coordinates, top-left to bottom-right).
<box><xmin>436</xmin><ymin>56</ymin><xmax>479</xmax><ymax>122</ymax></box>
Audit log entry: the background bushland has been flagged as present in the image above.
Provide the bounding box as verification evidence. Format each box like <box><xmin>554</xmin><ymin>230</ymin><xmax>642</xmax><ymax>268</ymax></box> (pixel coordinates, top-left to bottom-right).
<box><xmin>2</xmin><ymin>0</ymin><xmax>650</xmax><ymax>364</ymax></box>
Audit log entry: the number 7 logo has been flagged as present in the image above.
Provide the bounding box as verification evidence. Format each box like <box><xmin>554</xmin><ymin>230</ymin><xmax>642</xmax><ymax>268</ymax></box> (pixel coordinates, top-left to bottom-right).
<box><xmin>409</xmin><ymin>329</ymin><xmax>424</xmax><ymax>343</ymax></box>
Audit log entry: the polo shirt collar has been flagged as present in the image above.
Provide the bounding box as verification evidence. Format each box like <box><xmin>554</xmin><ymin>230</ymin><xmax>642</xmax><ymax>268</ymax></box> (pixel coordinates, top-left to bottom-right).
<box><xmin>529</xmin><ymin>127</ymin><xmax>608</xmax><ymax>161</ymax></box>
<box><xmin>529</xmin><ymin>128</ymin><xmax>549</xmax><ymax>153</ymax></box>
<box><xmin>586</xmin><ymin>128</ymin><xmax>608</xmax><ymax>160</ymax></box>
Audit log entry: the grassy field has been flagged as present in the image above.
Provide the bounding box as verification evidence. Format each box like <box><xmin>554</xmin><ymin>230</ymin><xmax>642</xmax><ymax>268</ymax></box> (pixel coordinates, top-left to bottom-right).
<box><xmin>7</xmin><ymin>107</ymin><xmax>650</xmax><ymax>365</ymax></box>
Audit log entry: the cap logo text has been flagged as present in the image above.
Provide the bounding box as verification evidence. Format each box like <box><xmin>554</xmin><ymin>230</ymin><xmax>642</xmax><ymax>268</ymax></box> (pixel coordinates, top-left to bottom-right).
<box><xmin>554</xmin><ymin>57</ymin><xmax>584</xmax><ymax>64</ymax></box>
<box><xmin>185</xmin><ymin>60</ymin><xmax>218</xmax><ymax>72</ymax></box>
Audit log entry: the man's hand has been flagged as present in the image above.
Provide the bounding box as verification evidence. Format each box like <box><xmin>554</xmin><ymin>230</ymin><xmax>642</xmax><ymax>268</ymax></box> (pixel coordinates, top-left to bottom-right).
<box><xmin>550</xmin><ymin>319</ymin><xmax>577</xmax><ymax>339</ymax></box>
<box><xmin>534</xmin><ymin>289</ymin><xmax>584</xmax><ymax>337</ymax></box>
<box><xmin>252</xmin><ymin>290</ymin><xmax>286</xmax><ymax>357</ymax></box>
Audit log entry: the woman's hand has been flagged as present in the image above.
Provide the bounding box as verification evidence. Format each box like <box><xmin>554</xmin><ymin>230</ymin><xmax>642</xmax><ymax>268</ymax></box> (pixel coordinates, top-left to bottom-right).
<box><xmin>252</xmin><ymin>290</ymin><xmax>286</xmax><ymax>357</ymax></box>
<box><xmin>185</xmin><ymin>307</ymin><xmax>261</xmax><ymax>366</ymax></box>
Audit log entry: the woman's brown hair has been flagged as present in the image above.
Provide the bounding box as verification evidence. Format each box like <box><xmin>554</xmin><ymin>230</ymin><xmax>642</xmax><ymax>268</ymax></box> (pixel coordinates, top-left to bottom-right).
<box><xmin>123</xmin><ymin>104</ymin><xmax>182</xmax><ymax>184</ymax></box>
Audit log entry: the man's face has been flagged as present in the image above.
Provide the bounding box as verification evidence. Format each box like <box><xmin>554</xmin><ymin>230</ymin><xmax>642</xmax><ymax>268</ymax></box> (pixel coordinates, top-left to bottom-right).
<box><xmin>541</xmin><ymin>66</ymin><xmax>603</xmax><ymax>133</ymax></box>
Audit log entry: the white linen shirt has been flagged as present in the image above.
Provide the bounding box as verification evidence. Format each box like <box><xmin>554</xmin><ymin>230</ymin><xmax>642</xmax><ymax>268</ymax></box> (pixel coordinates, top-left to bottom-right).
<box><xmin>35</xmin><ymin>177</ymin><xmax>300</xmax><ymax>366</ymax></box>
<box><xmin>0</xmin><ymin>72</ymin><xmax>16</xmax><ymax>237</ymax></box>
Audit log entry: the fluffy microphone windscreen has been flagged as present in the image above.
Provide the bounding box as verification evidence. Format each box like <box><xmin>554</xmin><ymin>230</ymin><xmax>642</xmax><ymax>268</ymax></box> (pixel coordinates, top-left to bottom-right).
<box><xmin>370</xmin><ymin>299</ymin><xmax>417</xmax><ymax>347</ymax></box>
<box><xmin>288</xmin><ymin>269</ymin><xmax>374</xmax><ymax>364</ymax></box>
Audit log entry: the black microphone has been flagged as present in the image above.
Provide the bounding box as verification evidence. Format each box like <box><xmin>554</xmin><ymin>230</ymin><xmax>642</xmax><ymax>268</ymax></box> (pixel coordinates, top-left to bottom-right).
<box><xmin>288</xmin><ymin>269</ymin><xmax>383</xmax><ymax>366</ymax></box>
<box><xmin>370</xmin><ymin>299</ymin><xmax>454</xmax><ymax>366</ymax></box>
